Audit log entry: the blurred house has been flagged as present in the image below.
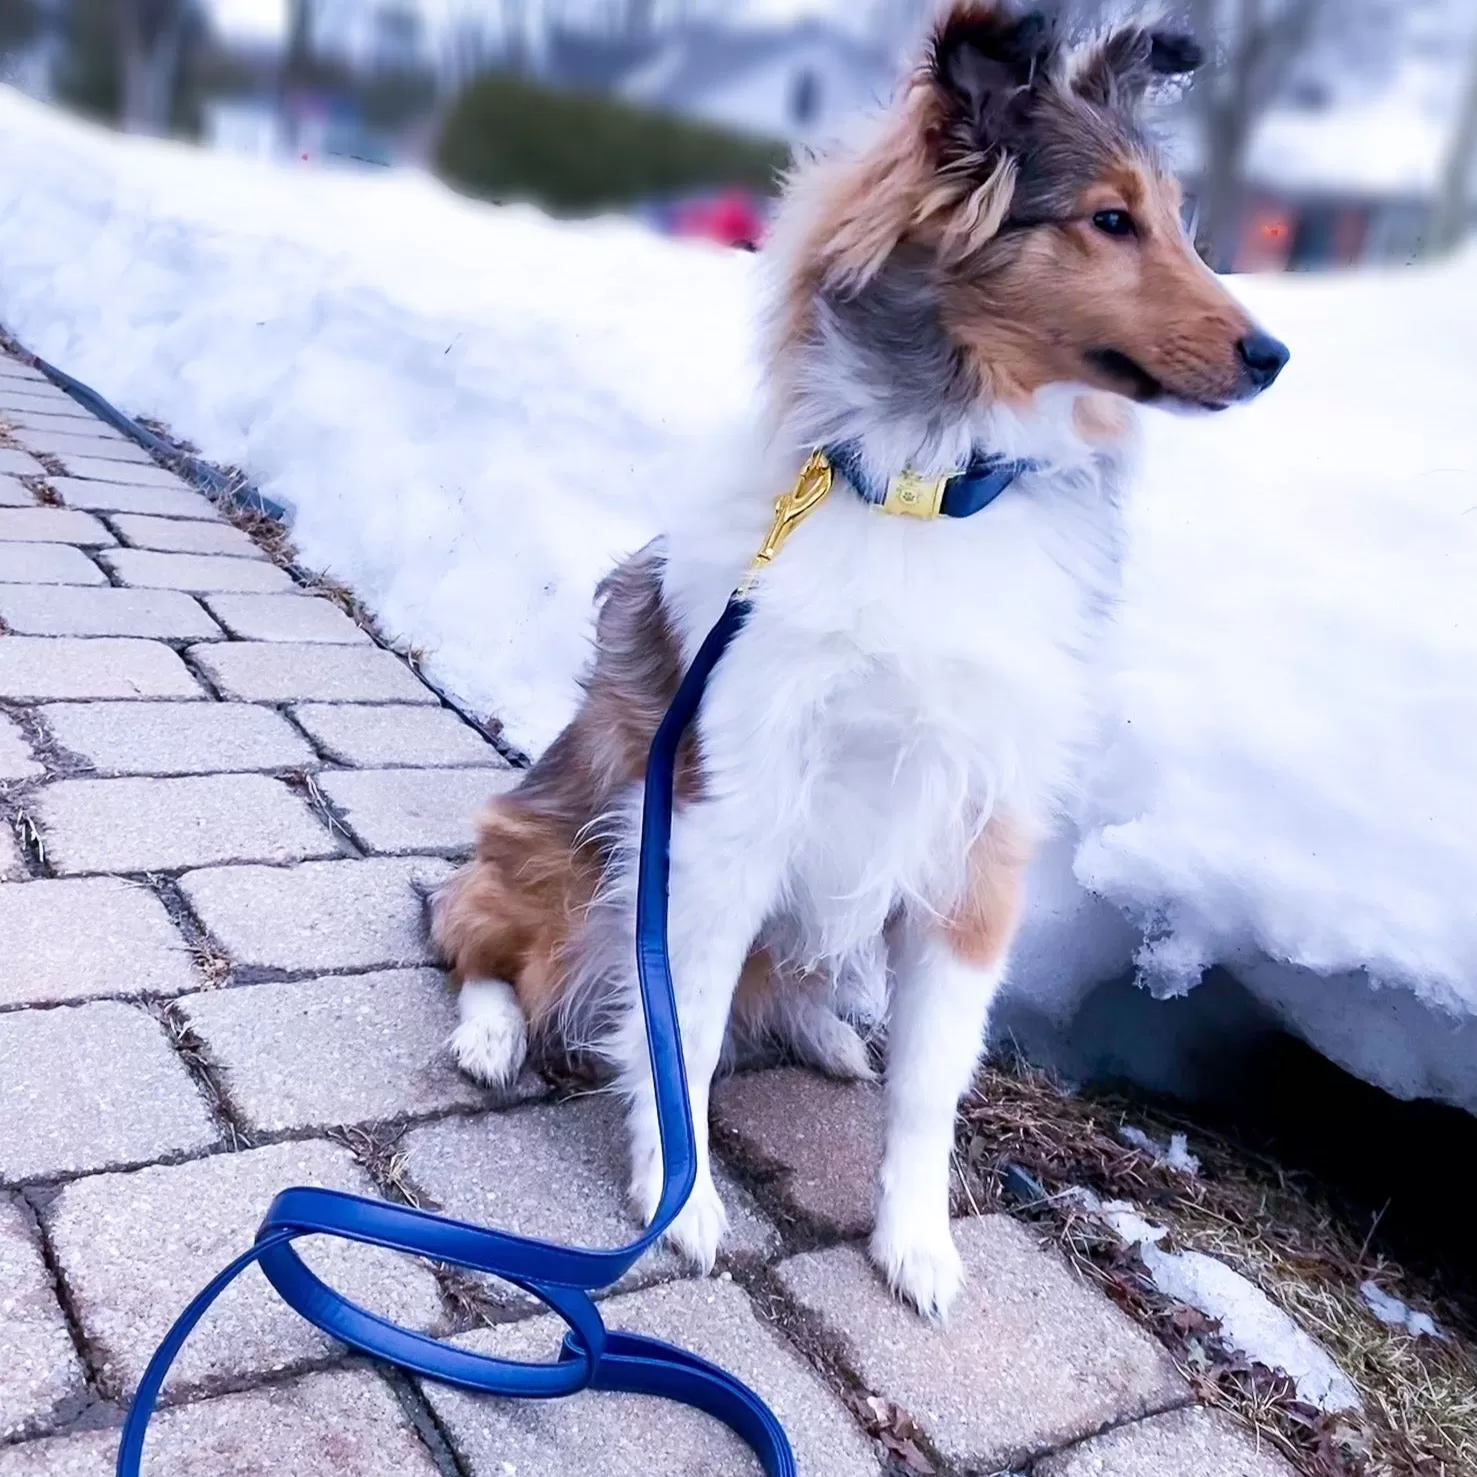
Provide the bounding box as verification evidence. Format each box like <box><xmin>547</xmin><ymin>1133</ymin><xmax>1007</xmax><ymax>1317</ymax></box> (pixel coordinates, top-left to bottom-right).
<box><xmin>1223</xmin><ymin>101</ymin><xmax>1471</xmax><ymax>269</ymax></box>
<box><xmin>617</xmin><ymin>21</ymin><xmax>896</xmax><ymax>146</ymax></box>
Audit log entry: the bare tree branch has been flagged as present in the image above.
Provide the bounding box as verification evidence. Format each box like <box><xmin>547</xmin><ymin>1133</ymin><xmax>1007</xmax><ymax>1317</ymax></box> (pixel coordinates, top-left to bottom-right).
<box><xmin>1428</xmin><ymin>24</ymin><xmax>1477</xmax><ymax>255</ymax></box>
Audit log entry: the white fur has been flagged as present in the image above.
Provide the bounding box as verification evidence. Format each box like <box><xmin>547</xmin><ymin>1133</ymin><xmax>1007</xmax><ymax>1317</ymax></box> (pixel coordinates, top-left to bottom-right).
<box><xmin>580</xmin><ymin>381</ymin><xmax>1137</xmax><ymax>1314</ymax></box>
<box><xmin>450</xmin><ymin>977</ymin><xmax>528</xmax><ymax>1088</ymax></box>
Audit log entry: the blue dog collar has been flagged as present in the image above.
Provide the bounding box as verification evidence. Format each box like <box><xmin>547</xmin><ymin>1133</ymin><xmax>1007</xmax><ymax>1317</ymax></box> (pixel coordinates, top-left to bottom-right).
<box><xmin>824</xmin><ymin>440</ymin><xmax>1039</xmax><ymax>519</ymax></box>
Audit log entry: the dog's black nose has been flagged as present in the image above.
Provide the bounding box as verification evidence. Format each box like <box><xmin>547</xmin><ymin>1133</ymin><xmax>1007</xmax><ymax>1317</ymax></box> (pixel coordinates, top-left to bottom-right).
<box><xmin>1237</xmin><ymin>331</ymin><xmax>1290</xmax><ymax>391</ymax></box>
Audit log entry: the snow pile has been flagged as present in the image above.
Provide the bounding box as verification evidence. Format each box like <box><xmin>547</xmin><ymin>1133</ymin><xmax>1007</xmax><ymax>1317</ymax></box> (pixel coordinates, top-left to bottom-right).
<box><xmin>1117</xmin><ymin>1127</ymin><xmax>1201</xmax><ymax>1176</ymax></box>
<box><xmin>0</xmin><ymin>86</ymin><xmax>755</xmax><ymax>755</ymax></box>
<box><xmin>2</xmin><ymin>91</ymin><xmax>1475</xmax><ymax>1112</ymax></box>
<box><xmin>1360</xmin><ymin>1282</ymin><xmax>1445</xmax><ymax>1340</ymax></box>
<box><xmin>1079</xmin><ymin>1193</ymin><xmax>1361</xmax><ymax>1412</ymax></box>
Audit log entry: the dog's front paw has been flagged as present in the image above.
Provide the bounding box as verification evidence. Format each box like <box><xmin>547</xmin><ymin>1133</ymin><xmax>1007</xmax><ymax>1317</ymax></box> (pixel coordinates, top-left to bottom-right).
<box><xmin>870</xmin><ymin>1208</ymin><xmax>964</xmax><ymax>1322</ymax></box>
<box><xmin>662</xmin><ymin>1174</ymin><xmax>729</xmax><ymax>1274</ymax></box>
<box><xmin>629</xmin><ymin>1155</ymin><xmax>729</xmax><ymax>1272</ymax></box>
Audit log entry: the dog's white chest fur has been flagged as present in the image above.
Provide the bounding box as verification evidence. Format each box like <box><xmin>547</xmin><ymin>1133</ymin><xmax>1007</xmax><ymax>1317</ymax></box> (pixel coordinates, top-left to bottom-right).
<box><xmin>660</xmin><ymin>428</ymin><xmax>1131</xmax><ymax>969</ymax></box>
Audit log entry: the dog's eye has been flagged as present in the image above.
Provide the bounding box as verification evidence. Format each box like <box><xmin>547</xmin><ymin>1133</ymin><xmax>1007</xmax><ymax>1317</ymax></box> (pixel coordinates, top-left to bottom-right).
<box><xmin>1092</xmin><ymin>209</ymin><xmax>1138</xmax><ymax>239</ymax></box>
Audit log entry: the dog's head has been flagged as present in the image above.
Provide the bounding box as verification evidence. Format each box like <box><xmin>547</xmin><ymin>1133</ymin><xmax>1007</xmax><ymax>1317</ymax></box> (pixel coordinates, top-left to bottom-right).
<box><xmin>771</xmin><ymin>2</ymin><xmax>1288</xmax><ymax>424</ymax></box>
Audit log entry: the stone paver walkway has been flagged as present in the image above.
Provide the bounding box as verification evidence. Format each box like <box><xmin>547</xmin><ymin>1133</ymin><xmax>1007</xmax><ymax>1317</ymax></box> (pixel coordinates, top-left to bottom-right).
<box><xmin>0</xmin><ymin>351</ymin><xmax>1293</xmax><ymax>1475</ymax></box>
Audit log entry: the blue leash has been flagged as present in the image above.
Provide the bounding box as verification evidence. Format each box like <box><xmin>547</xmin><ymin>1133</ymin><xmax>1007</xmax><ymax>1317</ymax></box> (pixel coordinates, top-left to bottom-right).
<box><xmin>115</xmin><ymin>596</ymin><xmax>794</xmax><ymax>1475</ymax></box>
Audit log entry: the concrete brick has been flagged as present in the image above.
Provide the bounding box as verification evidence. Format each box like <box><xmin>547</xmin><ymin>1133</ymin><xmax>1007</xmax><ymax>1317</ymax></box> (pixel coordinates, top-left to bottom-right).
<box><xmin>0</xmin><ymin>475</ymin><xmax>35</xmax><ymax>507</ymax></box>
<box><xmin>425</xmin><ymin>1279</ymin><xmax>882</xmax><ymax>1477</ymax></box>
<box><xmin>100</xmin><ymin>549</ymin><xmax>294</xmax><ymax>595</ymax></box>
<box><xmin>52</xmin><ymin>478</ymin><xmax>218</xmax><ymax>519</ymax></box>
<box><xmin>182</xmin><ymin>969</ymin><xmax>489</xmax><ymax>1133</ymax></box>
<box><xmin>0</xmin><ymin>710</ymin><xmax>41</xmax><ymax>780</ymax></box>
<box><xmin>0</xmin><ymin>1002</ymin><xmax>217</xmax><ymax>1183</ymax></box>
<box><xmin>111</xmin><ymin>514</ymin><xmax>261</xmax><ymax>557</ymax></box>
<box><xmin>0</xmin><ymin>359</ymin><xmax>47</xmax><ymax>382</ymax></box>
<box><xmin>0</xmin><ymin>404</ymin><xmax>100</xmax><ymax>429</ymax></box>
<box><xmin>0</xmin><ymin>508</ymin><xmax>114</xmax><ymax>546</ymax></box>
<box><xmin>318</xmin><ymin>767</ymin><xmax>515</xmax><ymax>855</ymax></box>
<box><xmin>52</xmin><ymin>456</ymin><xmax>187</xmax><ymax>490</ymax></box>
<box><xmin>203</xmin><ymin>592</ymin><xmax>370</xmax><ymax>644</ymax></box>
<box><xmin>0</xmin><ymin>448</ymin><xmax>44</xmax><ymax>478</ymax></box>
<box><xmin>0</xmin><ymin>1195</ymin><xmax>88</xmax><ymax>1441</ymax></box>
<box><xmin>0</xmin><ymin>637</ymin><xmax>202</xmax><ymax>701</ymax></box>
<box><xmin>401</xmin><ymin>1098</ymin><xmax>780</xmax><ymax>1309</ymax></box>
<box><xmin>0</xmin><ymin>585</ymin><xmax>221</xmax><ymax>640</ymax></box>
<box><xmin>191</xmin><ymin>642</ymin><xmax>436</xmax><ymax>704</ymax></box>
<box><xmin>0</xmin><ymin>877</ymin><xmax>198</xmax><ymax>1009</ymax></box>
<box><xmin>292</xmin><ymin>703</ymin><xmax>500</xmax><ymax>768</ymax></box>
<box><xmin>180</xmin><ymin>856</ymin><xmax>453</xmax><ymax>974</ymax></box>
<box><xmin>775</xmin><ymin>1216</ymin><xmax>1188</xmax><ymax>1473</ymax></box>
<box><xmin>0</xmin><ymin>544</ymin><xmax>106</xmax><ymax>586</ymax></box>
<box><xmin>44</xmin><ymin>1141</ymin><xmax>443</xmax><ymax>1399</ymax></box>
<box><xmin>41</xmin><ymin>701</ymin><xmax>314</xmax><ymax>776</ymax></box>
<box><xmin>0</xmin><ymin>1369</ymin><xmax>444</xmax><ymax>1477</ymax></box>
<box><xmin>0</xmin><ymin>387</ymin><xmax>80</xmax><ymax>416</ymax></box>
<box><xmin>36</xmin><ymin>773</ymin><xmax>338</xmax><ymax>874</ymax></box>
<box><xmin>13</xmin><ymin>429</ymin><xmax>153</xmax><ymax>465</ymax></box>
<box><xmin>714</xmin><ymin>1069</ymin><xmax>882</xmax><ymax>1240</ymax></box>
<box><xmin>1036</xmin><ymin>1405</ymin><xmax>1298</xmax><ymax>1477</ymax></box>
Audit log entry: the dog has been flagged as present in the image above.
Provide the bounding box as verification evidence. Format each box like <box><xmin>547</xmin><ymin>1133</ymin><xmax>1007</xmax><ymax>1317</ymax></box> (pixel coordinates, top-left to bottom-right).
<box><xmin>432</xmin><ymin>0</ymin><xmax>1288</xmax><ymax>1320</ymax></box>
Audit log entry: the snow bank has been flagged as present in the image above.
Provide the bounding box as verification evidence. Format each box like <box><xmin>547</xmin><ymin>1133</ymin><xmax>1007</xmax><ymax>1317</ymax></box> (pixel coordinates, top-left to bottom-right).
<box><xmin>0</xmin><ymin>87</ymin><xmax>754</xmax><ymax>755</ymax></box>
<box><xmin>3</xmin><ymin>91</ymin><xmax>1475</xmax><ymax>1113</ymax></box>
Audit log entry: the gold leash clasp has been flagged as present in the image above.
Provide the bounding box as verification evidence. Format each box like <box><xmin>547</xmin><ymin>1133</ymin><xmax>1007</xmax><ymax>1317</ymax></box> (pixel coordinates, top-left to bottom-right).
<box><xmin>738</xmin><ymin>451</ymin><xmax>833</xmax><ymax>596</ymax></box>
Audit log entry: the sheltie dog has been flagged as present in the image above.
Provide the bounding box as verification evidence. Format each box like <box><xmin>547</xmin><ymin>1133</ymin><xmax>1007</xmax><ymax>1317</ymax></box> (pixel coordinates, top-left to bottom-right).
<box><xmin>432</xmin><ymin>1</ymin><xmax>1287</xmax><ymax>1318</ymax></box>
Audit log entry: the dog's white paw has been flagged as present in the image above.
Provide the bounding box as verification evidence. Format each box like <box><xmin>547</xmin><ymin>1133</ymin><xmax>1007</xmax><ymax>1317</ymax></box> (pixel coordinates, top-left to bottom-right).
<box><xmin>870</xmin><ymin>1209</ymin><xmax>964</xmax><ymax>1322</ymax></box>
<box><xmin>662</xmin><ymin>1175</ymin><xmax>729</xmax><ymax>1273</ymax></box>
<box><xmin>449</xmin><ymin>978</ymin><xmax>527</xmax><ymax>1088</ymax></box>
<box><xmin>628</xmin><ymin>1154</ymin><xmax>729</xmax><ymax>1273</ymax></box>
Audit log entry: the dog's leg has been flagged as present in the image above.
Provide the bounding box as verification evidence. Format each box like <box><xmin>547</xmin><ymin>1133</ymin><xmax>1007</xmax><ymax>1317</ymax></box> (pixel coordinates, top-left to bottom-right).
<box><xmin>728</xmin><ymin>956</ymin><xmax>876</xmax><ymax>1081</ymax></box>
<box><xmin>871</xmin><ymin>818</ymin><xmax>1028</xmax><ymax>1320</ymax></box>
<box><xmin>614</xmin><ymin>796</ymin><xmax>786</xmax><ymax>1273</ymax></box>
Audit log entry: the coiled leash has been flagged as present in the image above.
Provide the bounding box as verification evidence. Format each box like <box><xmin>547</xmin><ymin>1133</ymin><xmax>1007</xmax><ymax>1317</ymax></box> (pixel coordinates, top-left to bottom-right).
<box><xmin>118</xmin><ymin>447</ymin><xmax>1035</xmax><ymax>1476</ymax></box>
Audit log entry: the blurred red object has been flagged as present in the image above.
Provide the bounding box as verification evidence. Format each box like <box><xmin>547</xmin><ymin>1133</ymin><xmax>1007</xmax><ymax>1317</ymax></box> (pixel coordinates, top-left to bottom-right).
<box><xmin>669</xmin><ymin>188</ymin><xmax>768</xmax><ymax>250</ymax></box>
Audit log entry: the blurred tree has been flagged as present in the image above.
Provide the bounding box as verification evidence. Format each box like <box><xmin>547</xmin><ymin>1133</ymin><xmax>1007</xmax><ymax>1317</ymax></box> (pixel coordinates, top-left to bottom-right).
<box><xmin>0</xmin><ymin>0</ymin><xmax>40</xmax><ymax>54</ymax></box>
<box><xmin>54</xmin><ymin>0</ymin><xmax>120</xmax><ymax>120</ymax></box>
<box><xmin>1428</xmin><ymin>27</ymin><xmax>1477</xmax><ymax>254</ymax></box>
<box><xmin>441</xmin><ymin>2</ymin><xmax>500</xmax><ymax>90</ymax></box>
<box><xmin>1188</xmin><ymin>0</ymin><xmax>1330</xmax><ymax>269</ymax></box>
<box><xmin>117</xmin><ymin>0</ymin><xmax>198</xmax><ymax>133</ymax></box>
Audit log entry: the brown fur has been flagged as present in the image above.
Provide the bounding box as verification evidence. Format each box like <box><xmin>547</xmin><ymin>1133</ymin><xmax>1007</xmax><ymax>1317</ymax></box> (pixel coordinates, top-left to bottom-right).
<box><xmin>770</xmin><ymin>1</ymin><xmax>1252</xmax><ymax>415</ymax></box>
<box><xmin>432</xmin><ymin>544</ymin><xmax>695</xmax><ymax>1025</ymax></box>
<box><xmin>943</xmin><ymin>815</ymin><xmax>1033</xmax><ymax>967</ymax></box>
<box><xmin>943</xmin><ymin>159</ymin><xmax>1255</xmax><ymax>409</ymax></box>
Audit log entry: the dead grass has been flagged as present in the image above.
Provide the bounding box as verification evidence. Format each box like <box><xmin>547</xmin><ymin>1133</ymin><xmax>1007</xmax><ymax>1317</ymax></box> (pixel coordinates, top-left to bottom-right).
<box><xmin>149</xmin><ymin>1001</ymin><xmax>252</xmax><ymax>1150</ymax></box>
<box><xmin>284</xmin><ymin>768</ymin><xmax>352</xmax><ymax>843</ymax></box>
<box><xmin>10</xmin><ymin>808</ymin><xmax>44</xmax><ymax>868</ymax></box>
<box><xmin>330</xmin><ymin>1123</ymin><xmax>422</xmax><ymax>1209</ymax></box>
<box><xmin>19</xmin><ymin>474</ymin><xmax>59</xmax><ymax>506</ymax></box>
<box><xmin>956</xmin><ymin>1056</ymin><xmax>1476</xmax><ymax>1477</ymax></box>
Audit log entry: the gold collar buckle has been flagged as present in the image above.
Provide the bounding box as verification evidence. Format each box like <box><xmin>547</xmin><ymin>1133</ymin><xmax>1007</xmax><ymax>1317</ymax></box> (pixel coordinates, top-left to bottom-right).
<box><xmin>739</xmin><ymin>451</ymin><xmax>833</xmax><ymax>595</ymax></box>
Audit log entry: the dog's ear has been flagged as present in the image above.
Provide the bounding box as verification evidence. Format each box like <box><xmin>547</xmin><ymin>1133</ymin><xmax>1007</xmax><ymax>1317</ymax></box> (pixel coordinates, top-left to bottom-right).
<box><xmin>931</xmin><ymin>3</ymin><xmax>1060</xmax><ymax>160</ymax></box>
<box><xmin>1075</xmin><ymin>26</ymin><xmax>1205</xmax><ymax>108</ymax></box>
